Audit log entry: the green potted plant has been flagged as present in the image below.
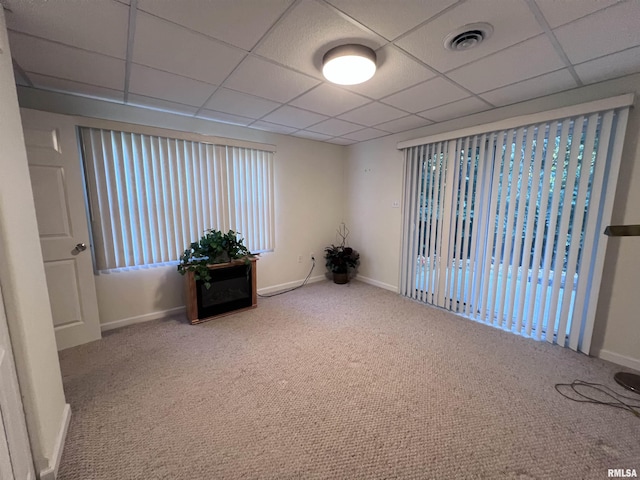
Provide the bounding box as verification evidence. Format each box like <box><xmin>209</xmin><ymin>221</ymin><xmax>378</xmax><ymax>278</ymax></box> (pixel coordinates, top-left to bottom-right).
<box><xmin>177</xmin><ymin>229</ymin><xmax>253</xmax><ymax>288</ymax></box>
<box><xmin>324</xmin><ymin>224</ymin><xmax>360</xmax><ymax>284</ymax></box>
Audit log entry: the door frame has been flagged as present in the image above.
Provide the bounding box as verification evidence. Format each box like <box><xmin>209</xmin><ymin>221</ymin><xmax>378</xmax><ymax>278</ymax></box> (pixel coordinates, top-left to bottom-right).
<box><xmin>0</xmin><ymin>281</ymin><xmax>36</xmax><ymax>480</ymax></box>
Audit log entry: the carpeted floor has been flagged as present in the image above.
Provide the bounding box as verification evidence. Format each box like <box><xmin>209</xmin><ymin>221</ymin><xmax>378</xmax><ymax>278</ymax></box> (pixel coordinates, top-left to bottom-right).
<box><xmin>58</xmin><ymin>281</ymin><xmax>639</xmax><ymax>479</ymax></box>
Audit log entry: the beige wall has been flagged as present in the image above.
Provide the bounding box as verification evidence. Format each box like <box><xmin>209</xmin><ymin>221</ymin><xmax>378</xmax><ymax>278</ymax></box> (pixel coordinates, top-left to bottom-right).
<box><xmin>15</xmin><ymin>70</ymin><xmax>640</xmax><ymax>369</ymax></box>
<box><xmin>17</xmin><ymin>89</ymin><xmax>346</xmax><ymax>327</ymax></box>
<box><xmin>345</xmin><ymin>73</ymin><xmax>640</xmax><ymax>370</ymax></box>
<box><xmin>0</xmin><ymin>10</ymin><xmax>68</xmax><ymax>474</ymax></box>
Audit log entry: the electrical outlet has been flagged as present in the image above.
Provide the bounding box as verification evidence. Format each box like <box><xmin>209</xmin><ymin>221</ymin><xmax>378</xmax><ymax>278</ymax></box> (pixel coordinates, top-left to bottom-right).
<box><xmin>297</xmin><ymin>254</ymin><xmax>303</xmax><ymax>263</ymax></box>
<box><xmin>392</xmin><ymin>200</ymin><xmax>400</xmax><ymax>208</ymax></box>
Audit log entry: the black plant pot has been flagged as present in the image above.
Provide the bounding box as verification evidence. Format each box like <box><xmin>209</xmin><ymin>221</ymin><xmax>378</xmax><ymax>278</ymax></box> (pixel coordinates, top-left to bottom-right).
<box><xmin>333</xmin><ymin>272</ymin><xmax>349</xmax><ymax>284</ymax></box>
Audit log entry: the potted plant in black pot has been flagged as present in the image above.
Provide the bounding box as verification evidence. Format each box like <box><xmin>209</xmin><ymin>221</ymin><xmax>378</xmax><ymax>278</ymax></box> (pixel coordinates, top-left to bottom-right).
<box><xmin>324</xmin><ymin>224</ymin><xmax>360</xmax><ymax>284</ymax></box>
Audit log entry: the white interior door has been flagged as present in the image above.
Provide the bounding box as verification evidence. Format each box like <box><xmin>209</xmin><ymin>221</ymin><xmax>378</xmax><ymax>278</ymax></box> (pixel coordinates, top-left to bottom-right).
<box><xmin>21</xmin><ymin>108</ymin><xmax>102</xmax><ymax>350</ymax></box>
<box><xmin>0</xmin><ymin>284</ymin><xmax>35</xmax><ymax>480</ymax></box>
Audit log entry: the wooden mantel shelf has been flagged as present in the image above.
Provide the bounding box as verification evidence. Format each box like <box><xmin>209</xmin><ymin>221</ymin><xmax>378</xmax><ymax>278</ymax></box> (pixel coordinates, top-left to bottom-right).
<box><xmin>185</xmin><ymin>257</ymin><xmax>257</xmax><ymax>325</ymax></box>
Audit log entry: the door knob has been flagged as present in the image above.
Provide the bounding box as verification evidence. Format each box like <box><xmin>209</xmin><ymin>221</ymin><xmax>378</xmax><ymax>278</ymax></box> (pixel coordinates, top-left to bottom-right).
<box><xmin>74</xmin><ymin>243</ymin><xmax>87</xmax><ymax>252</ymax></box>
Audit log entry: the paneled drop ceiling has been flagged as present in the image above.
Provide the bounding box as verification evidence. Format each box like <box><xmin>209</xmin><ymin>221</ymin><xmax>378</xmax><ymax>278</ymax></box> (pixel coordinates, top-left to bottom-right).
<box><xmin>5</xmin><ymin>0</ymin><xmax>640</xmax><ymax>145</ymax></box>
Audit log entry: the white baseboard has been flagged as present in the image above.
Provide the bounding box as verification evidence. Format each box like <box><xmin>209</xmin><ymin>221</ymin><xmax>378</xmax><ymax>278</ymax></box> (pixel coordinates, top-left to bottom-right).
<box><xmin>356</xmin><ymin>275</ymin><xmax>398</xmax><ymax>293</ymax></box>
<box><xmin>100</xmin><ymin>306</ymin><xmax>186</xmax><ymax>332</ymax></box>
<box><xmin>596</xmin><ymin>349</ymin><xmax>640</xmax><ymax>372</ymax></box>
<box><xmin>257</xmin><ymin>275</ymin><xmax>326</xmax><ymax>295</ymax></box>
<box><xmin>39</xmin><ymin>403</ymin><xmax>71</xmax><ymax>480</ymax></box>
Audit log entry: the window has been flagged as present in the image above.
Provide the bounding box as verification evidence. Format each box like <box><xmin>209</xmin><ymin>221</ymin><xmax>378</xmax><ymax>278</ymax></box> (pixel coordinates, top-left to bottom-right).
<box><xmin>79</xmin><ymin>127</ymin><xmax>275</xmax><ymax>271</ymax></box>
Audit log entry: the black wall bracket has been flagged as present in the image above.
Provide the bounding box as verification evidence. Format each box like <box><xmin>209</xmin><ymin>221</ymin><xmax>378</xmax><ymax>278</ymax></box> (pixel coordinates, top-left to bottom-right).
<box><xmin>604</xmin><ymin>224</ymin><xmax>640</xmax><ymax>237</ymax></box>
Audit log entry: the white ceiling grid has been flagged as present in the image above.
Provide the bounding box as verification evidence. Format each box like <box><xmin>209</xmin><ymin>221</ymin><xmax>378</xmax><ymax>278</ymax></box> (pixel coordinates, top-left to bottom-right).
<box><xmin>5</xmin><ymin>0</ymin><xmax>639</xmax><ymax>145</ymax></box>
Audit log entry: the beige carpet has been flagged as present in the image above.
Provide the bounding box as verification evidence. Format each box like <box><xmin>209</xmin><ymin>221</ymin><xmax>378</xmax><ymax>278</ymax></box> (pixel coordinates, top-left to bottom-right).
<box><xmin>58</xmin><ymin>281</ymin><xmax>639</xmax><ymax>479</ymax></box>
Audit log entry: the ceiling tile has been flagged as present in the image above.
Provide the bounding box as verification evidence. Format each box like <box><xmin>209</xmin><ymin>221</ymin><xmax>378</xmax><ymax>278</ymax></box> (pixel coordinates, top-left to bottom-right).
<box><xmin>133</xmin><ymin>12</ymin><xmax>245</xmax><ymax>84</ymax></box>
<box><xmin>327</xmin><ymin>137</ymin><xmax>357</xmax><ymax>145</ymax></box>
<box><xmin>326</xmin><ymin>0</ymin><xmax>457</xmax><ymax>40</ymax></box>
<box><xmin>255</xmin><ymin>0</ymin><xmax>384</xmax><ymax>79</ymax></box>
<box><xmin>479</xmin><ymin>69</ymin><xmax>577</xmax><ymax>107</ymax></box>
<box><xmin>553</xmin><ymin>1</ymin><xmax>640</xmax><ymax>64</ymax></box>
<box><xmin>291</xmin><ymin>131</ymin><xmax>333</xmax><ymax>141</ymax></box>
<box><xmin>250</xmin><ymin>121</ymin><xmax>298</xmax><ymax>134</ymax></box>
<box><xmin>4</xmin><ymin>0</ymin><xmax>129</xmax><ymax>58</ymax></box>
<box><xmin>204</xmin><ymin>88</ymin><xmax>280</xmax><ymax>118</ymax></box>
<box><xmin>419</xmin><ymin>97</ymin><xmax>490</xmax><ymax>122</ymax></box>
<box><xmin>261</xmin><ymin>106</ymin><xmax>328</xmax><ymax>129</ymax></box>
<box><xmin>574</xmin><ymin>46</ymin><xmax>640</xmax><ymax>85</ymax></box>
<box><xmin>137</xmin><ymin>0</ymin><xmax>293</xmax><ymax>50</ymax></box>
<box><xmin>374</xmin><ymin>115</ymin><xmax>432</xmax><ymax>133</ymax></box>
<box><xmin>342</xmin><ymin>128</ymin><xmax>388</xmax><ymax>141</ymax></box>
<box><xmin>345</xmin><ymin>45</ymin><xmax>436</xmax><ymax>99</ymax></box>
<box><xmin>127</xmin><ymin>94</ymin><xmax>199</xmax><ymax>116</ymax></box>
<box><xmin>307</xmin><ymin>118</ymin><xmax>363</xmax><ymax>136</ymax></box>
<box><xmin>396</xmin><ymin>0</ymin><xmax>542</xmax><ymax>73</ymax></box>
<box><xmin>289</xmin><ymin>83</ymin><xmax>370</xmax><ymax>116</ymax></box>
<box><xmin>27</xmin><ymin>73</ymin><xmax>124</xmax><ymax>102</ymax></box>
<box><xmin>9</xmin><ymin>32</ymin><xmax>125</xmax><ymax>90</ymax></box>
<box><xmin>129</xmin><ymin>64</ymin><xmax>216</xmax><ymax>107</ymax></box>
<box><xmin>382</xmin><ymin>76</ymin><xmax>468</xmax><ymax>113</ymax></box>
<box><xmin>447</xmin><ymin>35</ymin><xmax>565</xmax><ymax>93</ymax></box>
<box><xmin>535</xmin><ymin>0</ymin><xmax>622</xmax><ymax>29</ymax></box>
<box><xmin>223</xmin><ymin>56</ymin><xmax>320</xmax><ymax>103</ymax></box>
<box><xmin>196</xmin><ymin>110</ymin><xmax>254</xmax><ymax>126</ymax></box>
<box><xmin>338</xmin><ymin>102</ymin><xmax>406</xmax><ymax>126</ymax></box>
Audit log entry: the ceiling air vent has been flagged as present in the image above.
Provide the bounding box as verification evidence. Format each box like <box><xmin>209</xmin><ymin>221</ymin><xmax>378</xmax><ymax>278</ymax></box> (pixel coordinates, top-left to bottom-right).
<box><xmin>444</xmin><ymin>23</ymin><xmax>493</xmax><ymax>51</ymax></box>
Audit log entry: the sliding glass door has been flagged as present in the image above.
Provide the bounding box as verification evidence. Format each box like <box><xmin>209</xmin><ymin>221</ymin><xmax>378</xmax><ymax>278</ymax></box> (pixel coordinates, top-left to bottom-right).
<box><xmin>401</xmin><ymin>105</ymin><xmax>629</xmax><ymax>353</ymax></box>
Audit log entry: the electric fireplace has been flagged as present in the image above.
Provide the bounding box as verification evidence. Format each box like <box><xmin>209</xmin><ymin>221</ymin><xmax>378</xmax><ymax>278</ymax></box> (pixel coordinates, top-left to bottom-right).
<box><xmin>185</xmin><ymin>258</ymin><xmax>257</xmax><ymax>324</ymax></box>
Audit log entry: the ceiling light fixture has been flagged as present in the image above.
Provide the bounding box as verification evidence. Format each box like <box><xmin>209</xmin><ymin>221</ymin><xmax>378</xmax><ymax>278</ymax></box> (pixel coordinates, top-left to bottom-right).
<box><xmin>322</xmin><ymin>44</ymin><xmax>376</xmax><ymax>85</ymax></box>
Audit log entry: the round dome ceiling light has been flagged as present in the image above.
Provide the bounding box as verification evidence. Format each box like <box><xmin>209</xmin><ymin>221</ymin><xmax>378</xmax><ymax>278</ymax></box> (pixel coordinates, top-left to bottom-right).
<box><xmin>322</xmin><ymin>44</ymin><xmax>377</xmax><ymax>85</ymax></box>
<box><xmin>444</xmin><ymin>22</ymin><xmax>494</xmax><ymax>51</ymax></box>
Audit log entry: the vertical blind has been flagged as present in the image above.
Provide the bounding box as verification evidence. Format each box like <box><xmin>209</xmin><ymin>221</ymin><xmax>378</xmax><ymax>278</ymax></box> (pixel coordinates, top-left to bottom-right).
<box><xmin>400</xmin><ymin>105</ymin><xmax>629</xmax><ymax>353</ymax></box>
<box><xmin>79</xmin><ymin>127</ymin><xmax>275</xmax><ymax>271</ymax></box>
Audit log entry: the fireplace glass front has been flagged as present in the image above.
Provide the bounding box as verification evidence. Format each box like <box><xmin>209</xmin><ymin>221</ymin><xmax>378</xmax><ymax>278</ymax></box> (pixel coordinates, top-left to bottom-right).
<box><xmin>196</xmin><ymin>264</ymin><xmax>252</xmax><ymax>318</ymax></box>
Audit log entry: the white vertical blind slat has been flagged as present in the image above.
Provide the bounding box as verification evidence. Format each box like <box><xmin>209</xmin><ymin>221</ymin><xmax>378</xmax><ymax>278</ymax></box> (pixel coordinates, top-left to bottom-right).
<box><xmin>458</xmin><ymin>136</ymin><xmax>477</xmax><ymax>314</ymax></box>
<box><xmin>417</xmin><ymin>145</ymin><xmax>430</xmax><ymax>302</ymax></box>
<box><xmin>408</xmin><ymin>146</ymin><xmax>421</xmax><ymax>299</ymax></box>
<box><xmin>424</xmin><ymin>144</ymin><xmax>437</xmax><ymax>303</ymax></box>
<box><xmin>139</xmin><ymin>135</ymin><xmax>156</xmax><ymax>264</ymax></box>
<box><xmin>449</xmin><ymin>138</ymin><xmax>465</xmax><ymax>311</ymax></box>
<box><xmin>427</xmin><ymin>144</ymin><xmax>440</xmax><ymax>303</ymax></box>
<box><xmin>83</xmin><ymin>129</ymin><xmax>110</xmax><ymax>269</ymax></box>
